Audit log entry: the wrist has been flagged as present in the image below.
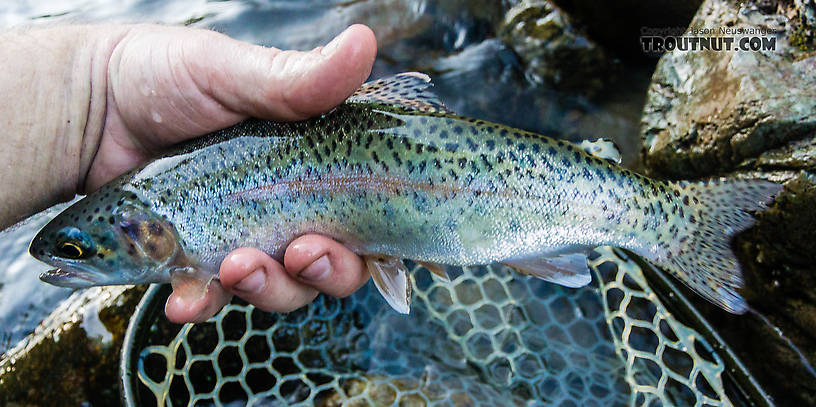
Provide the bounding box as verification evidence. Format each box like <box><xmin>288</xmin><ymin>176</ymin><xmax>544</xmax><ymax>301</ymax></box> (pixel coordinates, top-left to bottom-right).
<box><xmin>0</xmin><ymin>25</ymin><xmax>128</xmax><ymax>228</ymax></box>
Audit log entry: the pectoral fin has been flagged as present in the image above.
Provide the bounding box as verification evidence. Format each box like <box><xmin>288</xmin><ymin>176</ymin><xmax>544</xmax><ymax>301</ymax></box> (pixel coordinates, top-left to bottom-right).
<box><xmin>364</xmin><ymin>255</ymin><xmax>412</xmax><ymax>314</ymax></box>
<box><xmin>502</xmin><ymin>252</ymin><xmax>591</xmax><ymax>288</ymax></box>
<box><xmin>170</xmin><ymin>267</ymin><xmax>216</xmax><ymax>302</ymax></box>
<box><xmin>416</xmin><ymin>261</ymin><xmax>452</xmax><ymax>282</ymax></box>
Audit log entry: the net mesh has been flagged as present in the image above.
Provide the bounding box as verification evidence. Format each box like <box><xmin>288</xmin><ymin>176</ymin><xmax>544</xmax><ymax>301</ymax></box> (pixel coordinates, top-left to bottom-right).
<box><xmin>127</xmin><ymin>247</ymin><xmax>733</xmax><ymax>406</ymax></box>
<box><xmin>589</xmin><ymin>248</ymin><xmax>731</xmax><ymax>407</ymax></box>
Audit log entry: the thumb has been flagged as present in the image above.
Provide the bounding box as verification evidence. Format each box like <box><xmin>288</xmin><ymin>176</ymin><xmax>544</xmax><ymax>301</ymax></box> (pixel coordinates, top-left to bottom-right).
<box><xmin>187</xmin><ymin>24</ymin><xmax>378</xmax><ymax>121</ymax></box>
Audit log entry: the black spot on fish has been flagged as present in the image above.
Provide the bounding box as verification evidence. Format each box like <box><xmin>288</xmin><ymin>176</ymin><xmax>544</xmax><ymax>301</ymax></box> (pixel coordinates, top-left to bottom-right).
<box><xmin>480</xmin><ymin>154</ymin><xmax>493</xmax><ymax>171</ymax></box>
<box><xmin>466</xmin><ymin>138</ymin><xmax>478</xmax><ymax>152</ymax></box>
<box><xmin>445</xmin><ymin>143</ymin><xmax>459</xmax><ymax>153</ymax></box>
<box><xmin>508</xmin><ymin>151</ymin><xmax>518</xmax><ymax>162</ymax></box>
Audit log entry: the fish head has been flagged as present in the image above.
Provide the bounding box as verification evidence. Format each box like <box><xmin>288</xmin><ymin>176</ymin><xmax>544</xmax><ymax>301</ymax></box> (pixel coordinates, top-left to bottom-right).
<box><xmin>30</xmin><ymin>189</ymin><xmax>183</xmax><ymax>287</ymax></box>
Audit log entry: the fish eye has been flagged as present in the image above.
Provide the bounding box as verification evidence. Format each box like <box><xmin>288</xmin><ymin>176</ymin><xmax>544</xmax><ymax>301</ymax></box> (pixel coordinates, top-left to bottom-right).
<box><xmin>58</xmin><ymin>241</ymin><xmax>86</xmax><ymax>259</ymax></box>
<box><xmin>55</xmin><ymin>227</ymin><xmax>95</xmax><ymax>259</ymax></box>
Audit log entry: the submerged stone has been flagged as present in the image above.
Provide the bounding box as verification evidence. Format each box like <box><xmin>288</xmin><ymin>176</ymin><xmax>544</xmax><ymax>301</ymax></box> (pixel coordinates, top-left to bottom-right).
<box><xmin>0</xmin><ymin>286</ymin><xmax>145</xmax><ymax>406</ymax></box>
<box><xmin>498</xmin><ymin>0</ymin><xmax>618</xmax><ymax>97</ymax></box>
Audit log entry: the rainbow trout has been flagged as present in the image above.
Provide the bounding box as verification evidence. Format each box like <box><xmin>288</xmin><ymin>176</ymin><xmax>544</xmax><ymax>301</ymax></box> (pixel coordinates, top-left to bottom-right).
<box><xmin>30</xmin><ymin>73</ymin><xmax>780</xmax><ymax>314</ymax></box>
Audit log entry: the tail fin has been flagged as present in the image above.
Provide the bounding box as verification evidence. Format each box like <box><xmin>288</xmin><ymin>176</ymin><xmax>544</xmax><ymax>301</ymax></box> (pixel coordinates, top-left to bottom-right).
<box><xmin>652</xmin><ymin>179</ymin><xmax>782</xmax><ymax>314</ymax></box>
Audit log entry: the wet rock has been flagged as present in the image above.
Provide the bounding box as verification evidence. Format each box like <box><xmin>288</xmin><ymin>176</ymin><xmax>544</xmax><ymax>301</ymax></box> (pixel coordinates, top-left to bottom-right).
<box><xmin>641</xmin><ymin>0</ymin><xmax>816</xmax><ymax>177</ymax></box>
<box><xmin>638</xmin><ymin>0</ymin><xmax>816</xmax><ymax>405</ymax></box>
<box><xmin>498</xmin><ymin>0</ymin><xmax>617</xmax><ymax>97</ymax></box>
<box><xmin>0</xmin><ymin>286</ymin><xmax>146</xmax><ymax>406</ymax></box>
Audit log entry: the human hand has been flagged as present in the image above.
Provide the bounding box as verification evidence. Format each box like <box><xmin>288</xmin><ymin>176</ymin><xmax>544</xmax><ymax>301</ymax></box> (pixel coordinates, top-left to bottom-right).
<box><xmin>0</xmin><ymin>23</ymin><xmax>376</xmax><ymax>322</ymax></box>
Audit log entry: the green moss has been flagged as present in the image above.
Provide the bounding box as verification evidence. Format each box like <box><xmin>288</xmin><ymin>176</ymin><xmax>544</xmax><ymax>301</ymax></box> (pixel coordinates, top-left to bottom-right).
<box><xmin>789</xmin><ymin>23</ymin><xmax>815</xmax><ymax>52</ymax></box>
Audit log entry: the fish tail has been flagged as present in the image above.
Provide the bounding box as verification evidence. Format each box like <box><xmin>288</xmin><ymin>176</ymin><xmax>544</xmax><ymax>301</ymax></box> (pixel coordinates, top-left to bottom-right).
<box><xmin>647</xmin><ymin>179</ymin><xmax>782</xmax><ymax>314</ymax></box>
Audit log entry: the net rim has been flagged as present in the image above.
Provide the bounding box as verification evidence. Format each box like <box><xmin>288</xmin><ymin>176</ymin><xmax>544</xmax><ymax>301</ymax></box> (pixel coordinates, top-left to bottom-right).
<box><xmin>120</xmin><ymin>283</ymin><xmax>168</xmax><ymax>407</ymax></box>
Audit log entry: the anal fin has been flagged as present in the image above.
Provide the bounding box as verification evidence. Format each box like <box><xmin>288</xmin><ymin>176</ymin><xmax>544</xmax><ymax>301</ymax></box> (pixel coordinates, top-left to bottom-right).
<box><xmin>416</xmin><ymin>261</ymin><xmax>451</xmax><ymax>282</ymax></box>
<box><xmin>364</xmin><ymin>255</ymin><xmax>412</xmax><ymax>314</ymax></box>
<box><xmin>502</xmin><ymin>253</ymin><xmax>591</xmax><ymax>288</ymax></box>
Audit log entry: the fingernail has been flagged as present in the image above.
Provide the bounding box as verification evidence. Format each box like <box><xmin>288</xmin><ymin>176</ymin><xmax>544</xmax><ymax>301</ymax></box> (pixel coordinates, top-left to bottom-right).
<box><xmin>299</xmin><ymin>255</ymin><xmax>332</xmax><ymax>281</ymax></box>
<box><xmin>234</xmin><ymin>269</ymin><xmax>266</xmax><ymax>294</ymax></box>
<box><xmin>321</xmin><ymin>28</ymin><xmax>348</xmax><ymax>56</ymax></box>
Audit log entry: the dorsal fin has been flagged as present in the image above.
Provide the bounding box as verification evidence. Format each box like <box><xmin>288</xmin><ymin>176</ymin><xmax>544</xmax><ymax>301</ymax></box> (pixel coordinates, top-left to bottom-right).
<box><xmin>347</xmin><ymin>72</ymin><xmax>452</xmax><ymax>114</ymax></box>
<box><xmin>577</xmin><ymin>139</ymin><xmax>622</xmax><ymax>164</ymax></box>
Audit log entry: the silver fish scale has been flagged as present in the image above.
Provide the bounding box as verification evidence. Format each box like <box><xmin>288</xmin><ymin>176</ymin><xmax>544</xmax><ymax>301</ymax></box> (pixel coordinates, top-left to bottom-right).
<box><xmin>124</xmin><ymin>105</ymin><xmax>672</xmax><ymax>274</ymax></box>
<box><xmin>123</xmin><ymin>248</ymin><xmax>735</xmax><ymax>406</ymax></box>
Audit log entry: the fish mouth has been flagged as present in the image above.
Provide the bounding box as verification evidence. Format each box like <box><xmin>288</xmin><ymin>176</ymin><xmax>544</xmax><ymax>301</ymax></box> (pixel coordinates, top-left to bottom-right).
<box><xmin>39</xmin><ymin>267</ymin><xmax>100</xmax><ymax>288</ymax></box>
